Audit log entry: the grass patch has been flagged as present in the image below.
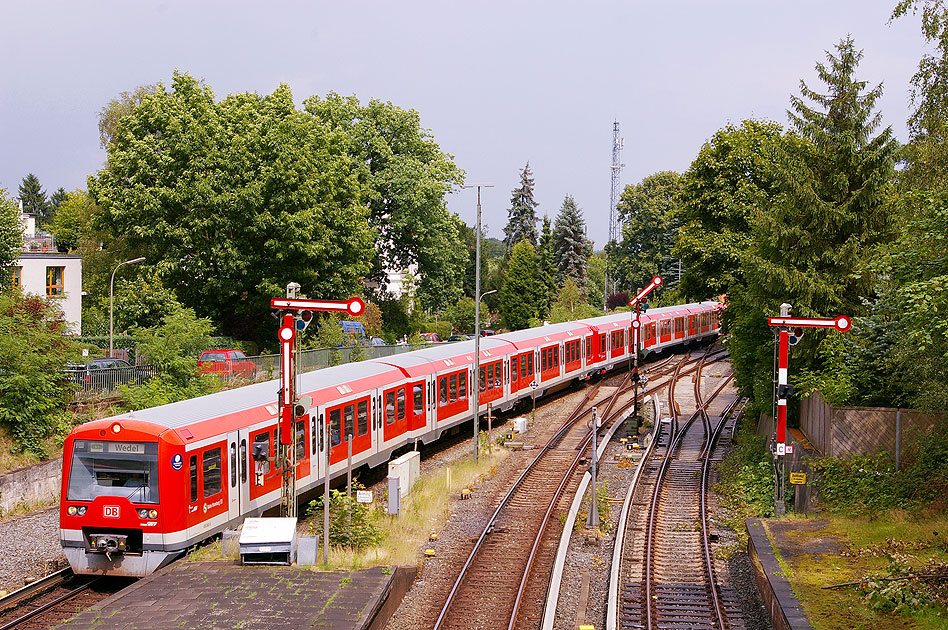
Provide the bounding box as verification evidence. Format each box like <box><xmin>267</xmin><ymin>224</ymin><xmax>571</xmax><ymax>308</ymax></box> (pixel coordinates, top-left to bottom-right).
<box><xmin>763</xmin><ymin>513</ymin><xmax>948</xmax><ymax>629</ymax></box>
<box><xmin>312</xmin><ymin>447</ymin><xmax>508</xmax><ymax>569</ymax></box>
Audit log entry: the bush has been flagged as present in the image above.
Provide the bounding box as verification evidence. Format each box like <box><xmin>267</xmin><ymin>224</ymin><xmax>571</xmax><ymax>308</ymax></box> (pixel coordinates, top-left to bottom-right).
<box><xmin>0</xmin><ymin>293</ymin><xmax>80</xmax><ymax>455</ymax></box>
<box><xmin>306</xmin><ymin>484</ymin><xmax>383</xmax><ymax>549</ymax></box>
<box><xmin>715</xmin><ymin>415</ymin><xmax>775</xmax><ymax>521</ymax></box>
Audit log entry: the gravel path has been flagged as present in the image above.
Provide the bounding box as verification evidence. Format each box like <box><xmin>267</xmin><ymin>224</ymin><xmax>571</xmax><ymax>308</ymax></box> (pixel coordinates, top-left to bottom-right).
<box><xmin>0</xmin><ymin>507</ymin><xmax>65</xmax><ymax>595</ymax></box>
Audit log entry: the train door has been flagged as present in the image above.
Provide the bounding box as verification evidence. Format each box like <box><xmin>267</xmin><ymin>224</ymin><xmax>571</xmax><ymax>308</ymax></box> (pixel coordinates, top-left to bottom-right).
<box><xmin>227</xmin><ymin>431</ymin><xmax>241</xmax><ymax>522</ymax></box>
<box><xmin>294</xmin><ymin>414</ymin><xmax>310</xmax><ymax>481</ymax></box>
<box><xmin>408</xmin><ymin>381</ymin><xmax>426</xmax><ymax>431</ymax></box>
<box><xmin>382</xmin><ymin>385</ymin><xmax>409</xmax><ymax>441</ymax></box>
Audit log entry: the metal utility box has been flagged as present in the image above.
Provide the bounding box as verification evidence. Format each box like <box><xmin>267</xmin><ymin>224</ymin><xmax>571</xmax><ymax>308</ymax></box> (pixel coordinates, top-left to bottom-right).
<box><xmin>238</xmin><ymin>517</ymin><xmax>297</xmax><ymax>565</ymax></box>
<box><xmin>513</xmin><ymin>417</ymin><xmax>529</xmax><ymax>434</ymax></box>
<box><xmin>388</xmin><ymin>451</ymin><xmax>420</xmax><ymax>498</ymax></box>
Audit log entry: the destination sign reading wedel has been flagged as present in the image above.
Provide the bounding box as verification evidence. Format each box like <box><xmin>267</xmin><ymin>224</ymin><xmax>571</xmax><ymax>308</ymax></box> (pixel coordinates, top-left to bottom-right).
<box><xmin>106</xmin><ymin>442</ymin><xmax>145</xmax><ymax>455</ymax></box>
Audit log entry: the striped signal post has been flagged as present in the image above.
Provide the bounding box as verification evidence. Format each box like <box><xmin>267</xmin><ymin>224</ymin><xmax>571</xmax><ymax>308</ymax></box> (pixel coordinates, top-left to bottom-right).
<box><xmin>271</xmin><ymin>289</ymin><xmax>366</xmax><ymax>566</ymax></box>
<box><xmin>628</xmin><ymin>276</ymin><xmax>662</xmax><ymax>434</ymax></box>
<box><xmin>767</xmin><ymin>306</ymin><xmax>850</xmax><ymax>515</ymax></box>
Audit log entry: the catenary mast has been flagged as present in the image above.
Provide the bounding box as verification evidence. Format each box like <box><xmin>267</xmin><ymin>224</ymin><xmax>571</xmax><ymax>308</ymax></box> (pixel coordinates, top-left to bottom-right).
<box><xmin>604</xmin><ymin>120</ymin><xmax>624</xmax><ymax>308</ymax></box>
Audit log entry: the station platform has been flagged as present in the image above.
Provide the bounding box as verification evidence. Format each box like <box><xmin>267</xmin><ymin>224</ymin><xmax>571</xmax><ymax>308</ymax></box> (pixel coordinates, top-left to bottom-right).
<box><xmin>58</xmin><ymin>562</ymin><xmax>412</xmax><ymax>630</ymax></box>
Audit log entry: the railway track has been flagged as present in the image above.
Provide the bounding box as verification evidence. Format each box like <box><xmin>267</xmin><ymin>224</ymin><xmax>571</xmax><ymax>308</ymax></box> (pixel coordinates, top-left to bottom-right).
<box><xmin>432</xmin><ymin>348</ymin><xmax>726</xmax><ymax>630</ymax></box>
<box><xmin>611</xmin><ymin>351</ymin><xmax>746</xmax><ymax>630</ymax></box>
<box><xmin>0</xmin><ymin>569</ymin><xmax>127</xmax><ymax>630</ymax></box>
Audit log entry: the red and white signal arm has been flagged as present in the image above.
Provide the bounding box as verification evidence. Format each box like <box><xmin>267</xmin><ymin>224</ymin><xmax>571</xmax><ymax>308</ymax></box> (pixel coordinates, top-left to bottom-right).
<box><xmin>271</xmin><ymin>296</ymin><xmax>366</xmax><ymax>317</ymax></box>
<box><xmin>768</xmin><ymin>315</ymin><xmax>851</xmax><ymax>332</ymax></box>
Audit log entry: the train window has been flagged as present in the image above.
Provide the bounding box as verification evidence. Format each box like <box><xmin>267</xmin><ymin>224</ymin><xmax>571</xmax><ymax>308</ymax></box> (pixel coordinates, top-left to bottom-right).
<box><xmin>487</xmin><ymin>364</ymin><xmax>494</xmax><ymax>390</ymax></box>
<box><xmin>439</xmin><ymin>378</ymin><xmax>448</xmax><ymax>405</ymax></box>
<box><xmin>495</xmin><ymin>362</ymin><xmax>502</xmax><ymax>387</ymax></box>
<box><xmin>358</xmin><ymin>400</ymin><xmax>369</xmax><ymax>436</ymax></box>
<box><xmin>296</xmin><ymin>418</ymin><xmax>306</xmax><ymax>460</ymax></box>
<box><xmin>412</xmin><ymin>386</ymin><xmax>423</xmax><ymax>416</ymax></box>
<box><xmin>600</xmin><ymin>336</ymin><xmax>606</xmax><ymax>353</ymax></box>
<box><xmin>312</xmin><ymin>417</ymin><xmax>318</xmax><ymax>455</ymax></box>
<box><xmin>541</xmin><ymin>349</ymin><xmax>547</xmax><ymax>372</ymax></box>
<box><xmin>330</xmin><ymin>408</ymin><xmax>342</xmax><ymax>446</ymax></box>
<box><xmin>528</xmin><ymin>353</ymin><xmax>534</xmax><ymax>375</ymax></box>
<box><xmin>449</xmin><ymin>374</ymin><xmax>457</xmax><ymax>403</ymax></box>
<box><xmin>521</xmin><ymin>355</ymin><xmax>528</xmax><ymax>379</ymax></box>
<box><xmin>385</xmin><ymin>392</ymin><xmax>396</xmax><ymax>425</ymax></box>
<box><xmin>253</xmin><ymin>433</ymin><xmax>270</xmax><ymax>474</ymax></box>
<box><xmin>66</xmin><ymin>439</ymin><xmax>161</xmax><ymax>504</ymax></box>
<box><xmin>511</xmin><ymin>357</ymin><xmax>518</xmax><ymax>381</ymax></box>
<box><xmin>397</xmin><ymin>388</ymin><xmax>406</xmax><ymax>420</ymax></box>
<box><xmin>479</xmin><ymin>366</ymin><xmax>486</xmax><ymax>392</ymax></box>
<box><xmin>344</xmin><ymin>404</ymin><xmax>355</xmax><ymax>440</ymax></box>
<box><xmin>189</xmin><ymin>455</ymin><xmax>198</xmax><ymax>503</ymax></box>
<box><xmin>319</xmin><ymin>414</ymin><xmax>325</xmax><ymax>452</ymax></box>
<box><xmin>240</xmin><ymin>440</ymin><xmax>247</xmax><ymax>484</ymax></box>
<box><xmin>554</xmin><ymin>347</ymin><xmax>559</xmax><ymax>367</ymax></box>
<box><xmin>230</xmin><ymin>443</ymin><xmax>237</xmax><ymax>488</ymax></box>
<box><xmin>459</xmin><ymin>372</ymin><xmax>467</xmax><ymax>399</ymax></box>
<box><xmin>203</xmin><ymin>448</ymin><xmax>222</xmax><ymax>498</ymax></box>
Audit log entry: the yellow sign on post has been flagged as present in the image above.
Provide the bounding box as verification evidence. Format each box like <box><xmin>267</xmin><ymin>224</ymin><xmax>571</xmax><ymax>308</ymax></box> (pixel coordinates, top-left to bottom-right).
<box><xmin>789</xmin><ymin>472</ymin><xmax>807</xmax><ymax>485</ymax></box>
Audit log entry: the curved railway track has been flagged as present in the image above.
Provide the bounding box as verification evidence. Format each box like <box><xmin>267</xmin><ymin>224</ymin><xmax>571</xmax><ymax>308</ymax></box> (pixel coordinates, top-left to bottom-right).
<box><xmin>433</xmin><ymin>348</ymin><xmax>726</xmax><ymax>630</ymax></box>
<box><xmin>613</xmin><ymin>351</ymin><xmax>746</xmax><ymax>630</ymax></box>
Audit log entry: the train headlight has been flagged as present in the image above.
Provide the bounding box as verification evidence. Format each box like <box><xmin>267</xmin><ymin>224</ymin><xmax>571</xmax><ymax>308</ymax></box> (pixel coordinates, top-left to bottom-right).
<box><xmin>137</xmin><ymin>508</ymin><xmax>149</xmax><ymax>518</ymax></box>
<box><xmin>77</xmin><ymin>506</ymin><xmax>87</xmax><ymax>516</ymax></box>
<box><xmin>137</xmin><ymin>508</ymin><xmax>159</xmax><ymax>519</ymax></box>
<box><xmin>148</xmin><ymin>509</ymin><xmax>158</xmax><ymax>519</ymax></box>
<box><xmin>67</xmin><ymin>505</ymin><xmax>77</xmax><ymax>516</ymax></box>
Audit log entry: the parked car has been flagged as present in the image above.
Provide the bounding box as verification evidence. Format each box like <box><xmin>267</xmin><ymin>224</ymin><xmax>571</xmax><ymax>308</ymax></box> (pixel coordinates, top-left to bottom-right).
<box><xmin>368</xmin><ymin>337</ymin><xmax>387</xmax><ymax>346</ymax></box>
<box><xmin>66</xmin><ymin>357</ymin><xmax>152</xmax><ymax>391</ymax></box>
<box><xmin>419</xmin><ymin>332</ymin><xmax>444</xmax><ymax>343</ymax></box>
<box><xmin>447</xmin><ymin>334</ymin><xmax>472</xmax><ymax>342</ymax></box>
<box><xmin>197</xmin><ymin>349</ymin><xmax>257</xmax><ymax>379</ymax></box>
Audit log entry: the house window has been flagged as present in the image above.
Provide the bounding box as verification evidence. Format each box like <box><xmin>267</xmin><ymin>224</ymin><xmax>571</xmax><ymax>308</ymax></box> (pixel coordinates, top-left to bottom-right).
<box><xmin>46</xmin><ymin>266</ymin><xmax>65</xmax><ymax>296</ymax></box>
<box><xmin>11</xmin><ymin>266</ymin><xmax>21</xmax><ymax>289</ymax></box>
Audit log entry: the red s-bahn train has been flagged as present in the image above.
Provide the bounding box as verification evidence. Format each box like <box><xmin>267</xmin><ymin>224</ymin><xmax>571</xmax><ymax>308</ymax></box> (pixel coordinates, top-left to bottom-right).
<box><xmin>60</xmin><ymin>302</ymin><xmax>722</xmax><ymax>576</ymax></box>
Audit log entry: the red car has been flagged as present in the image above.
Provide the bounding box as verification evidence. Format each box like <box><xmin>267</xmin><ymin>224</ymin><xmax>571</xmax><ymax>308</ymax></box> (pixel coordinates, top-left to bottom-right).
<box><xmin>197</xmin><ymin>349</ymin><xmax>257</xmax><ymax>379</ymax></box>
<box><xmin>419</xmin><ymin>332</ymin><xmax>444</xmax><ymax>343</ymax></box>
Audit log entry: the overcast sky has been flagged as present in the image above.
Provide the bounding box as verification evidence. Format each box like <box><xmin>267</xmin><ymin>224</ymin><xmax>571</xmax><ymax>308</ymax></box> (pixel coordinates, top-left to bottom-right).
<box><xmin>0</xmin><ymin>1</ymin><xmax>927</xmax><ymax>247</ymax></box>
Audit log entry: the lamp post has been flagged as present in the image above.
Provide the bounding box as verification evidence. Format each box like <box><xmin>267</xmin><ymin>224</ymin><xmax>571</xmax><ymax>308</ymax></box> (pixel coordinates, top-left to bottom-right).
<box><xmin>463</xmin><ymin>183</ymin><xmax>493</xmax><ymax>464</ymax></box>
<box><xmin>473</xmin><ymin>288</ymin><xmax>498</xmax><ymax>462</ymax></box>
<box><xmin>109</xmin><ymin>257</ymin><xmax>145</xmax><ymax>358</ymax></box>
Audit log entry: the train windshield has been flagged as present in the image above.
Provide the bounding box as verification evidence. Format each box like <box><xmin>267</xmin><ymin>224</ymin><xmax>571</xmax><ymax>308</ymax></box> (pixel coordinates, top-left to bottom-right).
<box><xmin>67</xmin><ymin>440</ymin><xmax>160</xmax><ymax>504</ymax></box>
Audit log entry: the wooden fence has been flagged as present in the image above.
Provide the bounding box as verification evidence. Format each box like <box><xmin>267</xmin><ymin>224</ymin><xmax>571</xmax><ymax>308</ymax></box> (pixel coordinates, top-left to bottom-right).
<box><xmin>800</xmin><ymin>391</ymin><xmax>944</xmax><ymax>467</ymax></box>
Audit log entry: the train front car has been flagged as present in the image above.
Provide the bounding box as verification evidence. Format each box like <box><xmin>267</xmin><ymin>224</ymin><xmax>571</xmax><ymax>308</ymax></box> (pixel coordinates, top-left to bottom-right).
<box><xmin>60</xmin><ymin>418</ymin><xmax>185</xmax><ymax>577</ymax></box>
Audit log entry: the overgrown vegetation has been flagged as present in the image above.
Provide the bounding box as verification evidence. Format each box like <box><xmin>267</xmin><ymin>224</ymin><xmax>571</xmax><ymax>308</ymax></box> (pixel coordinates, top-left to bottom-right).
<box><xmin>714</xmin><ymin>414</ymin><xmax>774</xmax><ymax>545</ymax></box>
<box><xmin>810</xmin><ymin>420</ymin><xmax>948</xmax><ymax>517</ymax></box>
<box><xmin>305</xmin><ymin>483</ymin><xmax>384</xmax><ymax>550</ymax></box>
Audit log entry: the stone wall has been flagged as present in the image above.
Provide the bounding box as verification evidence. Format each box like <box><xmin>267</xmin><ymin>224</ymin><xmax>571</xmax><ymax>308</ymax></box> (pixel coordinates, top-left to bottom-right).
<box><xmin>0</xmin><ymin>458</ymin><xmax>61</xmax><ymax>512</ymax></box>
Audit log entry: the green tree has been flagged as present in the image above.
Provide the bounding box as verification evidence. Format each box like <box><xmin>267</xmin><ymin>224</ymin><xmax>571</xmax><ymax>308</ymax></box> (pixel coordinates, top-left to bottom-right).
<box><xmin>586</xmin><ymin>252</ymin><xmax>607</xmax><ymax>310</ymax></box>
<box><xmin>500</xmin><ymin>240</ymin><xmax>539</xmax><ymax>330</ymax></box>
<box><xmin>89</xmin><ymin>72</ymin><xmax>373</xmax><ymax>345</ymax></box>
<box><xmin>553</xmin><ymin>195</ymin><xmax>592</xmax><ymax>293</ymax></box>
<box><xmin>0</xmin><ymin>189</ymin><xmax>23</xmax><ymax>287</ymax></box>
<box><xmin>303</xmin><ymin>93</ymin><xmax>466</xmax><ymax>312</ymax></box>
<box><xmin>97</xmin><ymin>84</ymin><xmax>159</xmax><ymax>148</ymax></box>
<box><xmin>536</xmin><ymin>216</ymin><xmax>557</xmax><ymax>319</ymax></box>
<box><xmin>613</xmin><ymin>172</ymin><xmax>681</xmax><ymax>293</ymax></box>
<box><xmin>18</xmin><ymin>174</ymin><xmax>52</xmax><ymax>227</ymax></box>
<box><xmin>549</xmin><ymin>278</ymin><xmax>601</xmax><ymax>323</ymax></box>
<box><xmin>49</xmin><ymin>187</ymin><xmax>67</xmax><ymax>230</ymax></box>
<box><xmin>674</xmin><ymin>122</ymin><xmax>788</xmax><ymax>300</ymax></box>
<box><xmin>891</xmin><ymin>1</ymin><xmax>948</xmax><ymax>189</ymax></box>
<box><xmin>0</xmin><ymin>293</ymin><xmax>79</xmax><ymax>454</ymax></box>
<box><xmin>503</xmin><ymin>163</ymin><xmax>539</xmax><ymax>255</ymax></box>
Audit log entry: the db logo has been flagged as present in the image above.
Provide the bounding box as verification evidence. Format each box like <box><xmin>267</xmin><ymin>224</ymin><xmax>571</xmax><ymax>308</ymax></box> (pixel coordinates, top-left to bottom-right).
<box><xmin>104</xmin><ymin>505</ymin><xmax>120</xmax><ymax>519</ymax></box>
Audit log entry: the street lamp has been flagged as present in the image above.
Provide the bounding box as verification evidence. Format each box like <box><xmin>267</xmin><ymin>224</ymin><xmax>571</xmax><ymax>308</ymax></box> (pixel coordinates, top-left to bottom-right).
<box><xmin>109</xmin><ymin>257</ymin><xmax>145</xmax><ymax>358</ymax></box>
<box><xmin>463</xmin><ymin>182</ymin><xmax>493</xmax><ymax>464</ymax></box>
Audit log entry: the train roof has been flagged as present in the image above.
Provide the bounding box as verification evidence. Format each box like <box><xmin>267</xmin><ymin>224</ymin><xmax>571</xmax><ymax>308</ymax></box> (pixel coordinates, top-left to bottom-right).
<box><xmin>95</xmin><ymin>361</ymin><xmax>403</xmax><ymax>440</ymax></box>
<box><xmin>379</xmin><ymin>337</ymin><xmax>516</xmax><ymax>377</ymax></box>
<box><xmin>496</xmin><ymin>321</ymin><xmax>589</xmax><ymax>349</ymax></box>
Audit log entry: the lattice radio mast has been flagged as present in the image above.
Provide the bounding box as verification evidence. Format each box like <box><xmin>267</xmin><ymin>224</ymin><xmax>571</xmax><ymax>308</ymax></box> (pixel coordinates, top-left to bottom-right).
<box><xmin>604</xmin><ymin>121</ymin><xmax>624</xmax><ymax>309</ymax></box>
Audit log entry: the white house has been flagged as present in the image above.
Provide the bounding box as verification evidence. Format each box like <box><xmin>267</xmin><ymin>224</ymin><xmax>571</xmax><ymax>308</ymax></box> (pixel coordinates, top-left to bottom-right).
<box><xmin>12</xmin><ymin>212</ymin><xmax>82</xmax><ymax>332</ymax></box>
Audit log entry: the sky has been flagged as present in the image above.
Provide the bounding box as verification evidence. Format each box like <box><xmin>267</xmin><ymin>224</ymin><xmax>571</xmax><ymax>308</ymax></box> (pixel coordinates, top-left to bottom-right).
<box><xmin>0</xmin><ymin>1</ymin><xmax>928</xmax><ymax>247</ymax></box>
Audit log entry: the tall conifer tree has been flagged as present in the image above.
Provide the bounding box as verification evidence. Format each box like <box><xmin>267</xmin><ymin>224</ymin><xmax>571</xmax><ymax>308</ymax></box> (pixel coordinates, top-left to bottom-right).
<box><xmin>536</xmin><ymin>216</ymin><xmax>557</xmax><ymax>319</ymax></box>
<box><xmin>553</xmin><ymin>194</ymin><xmax>592</xmax><ymax>293</ymax></box>
<box><xmin>18</xmin><ymin>174</ymin><xmax>51</xmax><ymax>227</ymax></box>
<box><xmin>503</xmin><ymin>162</ymin><xmax>539</xmax><ymax>255</ymax></box>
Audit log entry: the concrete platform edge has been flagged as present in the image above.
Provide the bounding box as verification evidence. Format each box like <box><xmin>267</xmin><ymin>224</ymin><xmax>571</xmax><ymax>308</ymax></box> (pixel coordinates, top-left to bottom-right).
<box><xmin>746</xmin><ymin>518</ymin><xmax>814</xmax><ymax>630</ymax></box>
<box><xmin>363</xmin><ymin>566</ymin><xmax>415</xmax><ymax>630</ymax></box>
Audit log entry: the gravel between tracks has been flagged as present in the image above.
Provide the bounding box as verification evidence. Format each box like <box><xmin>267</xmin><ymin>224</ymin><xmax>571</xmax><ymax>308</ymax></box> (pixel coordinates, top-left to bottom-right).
<box><xmin>0</xmin><ymin>507</ymin><xmax>66</xmax><ymax>594</ymax></box>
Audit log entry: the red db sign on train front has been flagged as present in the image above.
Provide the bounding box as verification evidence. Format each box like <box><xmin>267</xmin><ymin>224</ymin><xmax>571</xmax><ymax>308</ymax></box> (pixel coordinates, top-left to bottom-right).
<box><xmin>104</xmin><ymin>505</ymin><xmax>120</xmax><ymax>519</ymax></box>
